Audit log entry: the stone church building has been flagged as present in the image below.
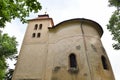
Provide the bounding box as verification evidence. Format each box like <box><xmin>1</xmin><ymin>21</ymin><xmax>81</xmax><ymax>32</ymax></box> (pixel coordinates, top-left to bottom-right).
<box><xmin>12</xmin><ymin>14</ymin><xmax>115</xmax><ymax>80</ymax></box>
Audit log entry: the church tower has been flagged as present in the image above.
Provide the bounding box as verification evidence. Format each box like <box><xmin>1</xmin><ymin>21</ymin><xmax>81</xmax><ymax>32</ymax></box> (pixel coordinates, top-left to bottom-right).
<box><xmin>12</xmin><ymin>14</ymin><xmax>54</xmax><ymax>80</ymax></box>
<box><xmin>12</xmin><ymin>14</ymin><xmax>115</xmax><ymax>80</ymax></box>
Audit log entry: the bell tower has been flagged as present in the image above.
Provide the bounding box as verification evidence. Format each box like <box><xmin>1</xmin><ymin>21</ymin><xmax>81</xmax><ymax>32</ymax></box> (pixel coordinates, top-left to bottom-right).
<box><xmin>12</xmin><ymin>14</ymin><xmax>54</xmax><ymax>80</ymax></box>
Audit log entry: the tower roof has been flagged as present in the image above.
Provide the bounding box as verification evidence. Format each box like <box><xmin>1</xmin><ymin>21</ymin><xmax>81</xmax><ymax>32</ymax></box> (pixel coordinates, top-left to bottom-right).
<box><xmin>28</xmin><ymin>14</ymin><xmax>49</xmax><ymax>20</ymax></box>
<box><xmin>28</xmin><ymin>14</ymin><xmax>54</xmax><ymax>26</ymax></box>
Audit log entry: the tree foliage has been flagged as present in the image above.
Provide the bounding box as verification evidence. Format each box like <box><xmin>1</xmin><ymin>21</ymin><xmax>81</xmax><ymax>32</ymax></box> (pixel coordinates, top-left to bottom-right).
<box><xmin>107</xmin><ymin>0</ymin><xmax>120</xmax><ymax>50</ymax></box>
<box><xmin>0</xmin><ymin>33</ymin><xmax>17</xmax><ymax>80</ymax></box>
<box><xmin>0</xmin><ymin>34</ymin><xmax>17</xmax><ymax>58</ymax></box>
<box><xmin>0</xmin><ymin>0</ymin><xmax>42</xmax><ymax>27</ymax></box>
<box><xmin>0</xmin><ymin>0</ymin><xmax>42</xmax><ymax>79</ymax></box>
<box><xmin>0</xmin><ymin>57</ymin><xmax>6</xmax><ymax>80</ymax></box>
<box><xmin>5</xmin><ymin>69</ymin><xmax>14</xmax><ymax>80</ymax></box>
<box><xmin>109</xmin><ymin>0</ymin><xmax>120</xmax><ymax>7</ymax></box>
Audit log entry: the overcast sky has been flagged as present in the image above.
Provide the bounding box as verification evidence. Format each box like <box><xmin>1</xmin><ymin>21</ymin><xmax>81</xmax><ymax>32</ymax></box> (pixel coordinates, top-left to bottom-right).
<box><xmin>3</xmin><ymin>0</ymin><xmax>120</xmax><ymax>79</ymax></box>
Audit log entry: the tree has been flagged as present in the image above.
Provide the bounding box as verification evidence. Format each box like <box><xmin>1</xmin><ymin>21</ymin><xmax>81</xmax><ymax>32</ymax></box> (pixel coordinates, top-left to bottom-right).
<box><xmin>0</xmin><ymin>0</ymin><xmax>42</xmax><ymax>28</ymax></box>
<box><xmin>108</xmin><ymin>0</ymin><xmax>120</xmax><ymax>9</ymax></box>
<box><xmin>107</xmin><ymin>0</ymin><xmax>120</xmax><ymax>50</ymax></box>
<box><xmin>5</xmin><ymin>69</ymin><xmax>14</xmax><ymax>80</ymax></box>
<box><xmin>0</xmin><ymin>33</ymin><xmax>17</xmax><ymax>80</ymax></box>
<box><xmin>0</xmin><ymin>57</ymin><xmax>6</xmax><ymax>80</ymax></box>
<box><xmin>0</xmin><ymin>0</ymin><xmax>41</xmax><ymax>79</ymax></box>
<box><xmin>4</xmin><ymin>56</ymin><xmax>18</xmax><ymax>80</ymax></box>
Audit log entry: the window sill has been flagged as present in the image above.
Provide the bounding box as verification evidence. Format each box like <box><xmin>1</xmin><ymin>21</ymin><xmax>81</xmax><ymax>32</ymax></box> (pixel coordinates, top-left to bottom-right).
<box><xmin>68</xmin><ymin>67</ymin><xmax>79</xmax><ymax>73</ymax></box>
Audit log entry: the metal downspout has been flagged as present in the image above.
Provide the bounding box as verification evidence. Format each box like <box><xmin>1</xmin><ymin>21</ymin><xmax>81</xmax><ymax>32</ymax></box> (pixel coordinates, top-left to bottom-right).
<box><xmin>80</xmin><ymin>22</ymin><xmax>93</xmax><ymax>80</ymax></box>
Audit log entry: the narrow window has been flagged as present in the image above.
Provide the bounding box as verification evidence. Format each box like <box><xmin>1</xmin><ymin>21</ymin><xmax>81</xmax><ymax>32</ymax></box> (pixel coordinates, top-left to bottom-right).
<box><xmin>39</xmin><ymin>24</ymin><xmax>42</xmax><ymax>29</ymax></box>
<box><xmin>101</xmin><ymin>55</ymin><xmax>109</xmax><ymax>70</ymax></box>
<box><xmin>32</xmin><ymin>33</ymin><xmax>36</xmax><ymax>38</ymax></box>
<box><xmin>69</xmin><ymin>54</ymin><xmax>77</xmax><ymax>68</ymax></box>
<box><xmin>34</xmin><ymin>24</ymin><xmax>38</xmax><ymax>30</ymax></box>
<box><xmin>37</xmin><ymin>33</ymin><xmax>41</xmax><ymax>38</ymax></box>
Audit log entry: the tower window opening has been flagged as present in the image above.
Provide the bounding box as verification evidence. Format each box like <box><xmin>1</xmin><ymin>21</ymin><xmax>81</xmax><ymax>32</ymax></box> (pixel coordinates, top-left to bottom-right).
<box><xmin>69</xmin><ymin>53</ymin><xmax>77</xmax><ymax>68</ymax></box>
<box><xmin>32</xmin><ymin>33</ymin><xmax>36</xmax><ymax>38</ymax></box>
<box><xmin>39</xmin><ymin>24</ymin><xmax>42</xmax><ymax>29</ymax></box>
<box><xmin>37</xmin><ymin>33</ymin><xmax>41</xmax><ymax>38</ymax></box>
<box><xmin>101</xmin><ymin>55</ymin><xmax>109</xmax><ymax>70</ymax></box>
<box><xmin>34</xmin><ymin>24</ymin><xmax>38</xmax><ymax>30</ymax></box>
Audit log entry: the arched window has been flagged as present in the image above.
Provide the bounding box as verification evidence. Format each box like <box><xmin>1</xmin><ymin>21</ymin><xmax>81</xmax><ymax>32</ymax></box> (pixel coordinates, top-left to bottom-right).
<box><xmin>37</xmin><ymin>33</ymin><xmax>41</xmax><ymax>38</ymax></box>
<box><xmin>101</xmin><ymin>55</ymin><xmax>109</xmax><ymax>70</ymax></box>
<box><xmin>39</xmin><ymin>24</ymin><xmax>42</xmax><ymax>29</ymax></box>
<box><xmin>34</xmin><ymin>24</ymin><xmax>38</xmax><ymax>30</ymax></box>
<box><xmin>32</xmin><ymin>33</ymin><xmax>36</xmax><ymax>38</ymax></box>
<box><xmin>69</xmin><ymin>54</ymin><xmax>77</xmax><ymax>68</ymax></box>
